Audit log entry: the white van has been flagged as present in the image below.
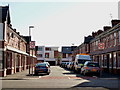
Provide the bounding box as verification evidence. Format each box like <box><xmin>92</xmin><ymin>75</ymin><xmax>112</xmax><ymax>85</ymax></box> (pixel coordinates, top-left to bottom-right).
<box><xmin>74</xmin><ymin>54</ymin><xmax>92</xmax><ymax>72</ymax></box>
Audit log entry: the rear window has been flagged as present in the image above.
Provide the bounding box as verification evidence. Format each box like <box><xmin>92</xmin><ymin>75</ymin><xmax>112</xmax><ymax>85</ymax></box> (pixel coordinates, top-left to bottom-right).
<box><xmin>87</xmin><ymin>63</ymin><xmax>99</xmax><ymax>67</ymax></box>
<box><xmin>36</xmin><ymin>63</ymin><xmax>46</xmax><ymax>67</ymax></box>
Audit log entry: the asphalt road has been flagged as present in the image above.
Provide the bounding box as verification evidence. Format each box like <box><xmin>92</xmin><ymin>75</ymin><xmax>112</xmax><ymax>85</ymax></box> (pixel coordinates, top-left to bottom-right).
<box><xmin>1</xmin><ymin>66</ymin><xmax>120</xmax><ymax>90</ymax></box>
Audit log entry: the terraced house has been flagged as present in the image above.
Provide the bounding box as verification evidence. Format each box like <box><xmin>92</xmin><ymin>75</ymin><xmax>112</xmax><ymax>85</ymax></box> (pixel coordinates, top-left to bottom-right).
<box><xmin>90</xmin><ymin>20</ymin><xmax>120</xmax><ymax>74</ymax></box>
<box><xmin>0</xmin><ymin>6</ymin><xmax>36</xmax><ymax>77</ymax></box>
<box><xmin>72</xmin><ymin>20</ymin><xmax>120</xmax><ymax>74</ymax></box>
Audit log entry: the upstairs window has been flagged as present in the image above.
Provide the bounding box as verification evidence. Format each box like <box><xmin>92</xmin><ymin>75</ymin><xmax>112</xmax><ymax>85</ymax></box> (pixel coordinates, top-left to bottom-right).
<box><xmin>38</xmin><ymin>47</ymin><xmax>43</xmax><ymax>51</ymax></box>
<box><xmin>45</xmin><ymin>47</ymin><xmax>51</xmax><ymax>51</ymax></box>
<box><xmin>114</xmin><ymin>33</ymin><xmax>116</xmax><ymax>46</ymax></box>
<box><xmin>119</xmin><ymin>31</ymin><xmax>120</xmax><ymax>43</ymax></box>
<box><xmin>45</xmin><ymin>53</ymin><xmax>49</xmax><ymax>58</ymax></box>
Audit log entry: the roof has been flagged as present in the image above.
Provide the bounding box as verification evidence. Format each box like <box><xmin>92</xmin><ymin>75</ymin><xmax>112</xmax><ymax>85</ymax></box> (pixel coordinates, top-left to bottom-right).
<box><xmin>0</xmin><ymin>6</ymin><xmax>11</xmax><ymax>24</ymax></box>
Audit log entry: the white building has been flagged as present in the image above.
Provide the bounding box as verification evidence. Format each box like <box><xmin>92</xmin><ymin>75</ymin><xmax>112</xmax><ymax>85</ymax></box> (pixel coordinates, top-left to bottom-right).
<box><xmin>36</xmin><ymin>46</ymin><xmax>59</xmax><ymax>66</ymax></box>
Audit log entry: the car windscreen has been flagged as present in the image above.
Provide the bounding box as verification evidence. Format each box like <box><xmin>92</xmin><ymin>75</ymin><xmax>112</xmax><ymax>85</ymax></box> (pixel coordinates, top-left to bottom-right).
<box><xmin>87</xmin><ymin>63</ymin><xmax>99</xmax><ymax>67</ymax></box>
<box><xmin>78</xmin><ymin>60</ymin><xmax>85</xmax><ymax>64</ymax></box>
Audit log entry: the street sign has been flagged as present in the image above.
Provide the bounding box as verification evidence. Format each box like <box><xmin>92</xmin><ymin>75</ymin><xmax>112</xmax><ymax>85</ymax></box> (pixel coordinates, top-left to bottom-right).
<box><xmin>98</xmin><ymin>43</ymin><xmax>104</xmax><ymax>49</ymax></box>
<box><xmin>30</xmin><ymin>41</ymin><xmax>35</xmax><ymax>49</ymax></box>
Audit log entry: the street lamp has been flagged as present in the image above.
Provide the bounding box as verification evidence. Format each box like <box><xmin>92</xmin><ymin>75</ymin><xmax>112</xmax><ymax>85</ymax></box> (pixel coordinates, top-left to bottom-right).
<box><xmin>29</xmin><ymin>26</ymin><xmax>34</xmax><ymax>36</ymax></box>
<box><xmin>29</xmin><ymin>26</ymin><xmax>34</xmax><ymax>75</ymax></box>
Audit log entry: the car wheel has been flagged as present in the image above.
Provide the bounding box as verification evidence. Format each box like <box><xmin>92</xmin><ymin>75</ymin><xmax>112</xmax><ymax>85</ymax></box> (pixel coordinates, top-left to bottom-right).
<box><xmin>47</xmin><ymin>72</ymin><xmax>50</xmax><ymax>75</ymax></box>
<box><xmin>35</xmin><ymin>72</ymin><xmax>38</xmax><ymax>75</ymax></box>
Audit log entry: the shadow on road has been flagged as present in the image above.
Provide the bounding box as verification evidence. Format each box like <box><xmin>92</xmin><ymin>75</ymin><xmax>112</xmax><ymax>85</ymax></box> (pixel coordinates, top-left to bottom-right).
<box><xmin>26</xmin><ymin>74</ymin><xmax>49</xmax><ymax>76</ymax></box>
<box><xmin>61</xmin><ymin>67</ymin><xmax>120</xmax><ymax>89</ymax></box>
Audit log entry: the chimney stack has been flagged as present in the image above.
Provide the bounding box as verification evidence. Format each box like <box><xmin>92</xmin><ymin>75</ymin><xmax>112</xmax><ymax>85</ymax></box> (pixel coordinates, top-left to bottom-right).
<box><xmin>92</xmin><ymin>32</ymin><xmax>96</xmax><ymax>38</ymax></box>
<box><xmin>103</xmin><ymin>26</ymin><xmax>111</xmax><ymax>31</ymax></box>
<box><xmin>97</xmin><ymin>30</ymin><xmax>103</xmax><ymax>35</ymax></box>
<box><xmin>111</xmin><ymin>20</ymin><xmax>120</xmax><ymax>27</ymax></box>
<box><xmin>17</xmin><ymin>32</ymin><xmax>20</xmax><ymax>35</ymax></box>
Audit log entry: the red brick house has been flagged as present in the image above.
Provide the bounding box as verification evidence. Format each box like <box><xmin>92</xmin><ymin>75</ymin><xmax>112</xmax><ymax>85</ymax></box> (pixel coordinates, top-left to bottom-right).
<box><xmin>90</xmin><ymin>20</ymin><xmax>120</xmax><ymax>74</ymax></box>
<box><xmin>72</xmin><ymin>20</ymin><xmax>120</xmax><ymax>74</ymax></box>
<box><xmin>0</xmin><ymin>6</ymin><xmax>36</xmax><ymax>77</ymax></box>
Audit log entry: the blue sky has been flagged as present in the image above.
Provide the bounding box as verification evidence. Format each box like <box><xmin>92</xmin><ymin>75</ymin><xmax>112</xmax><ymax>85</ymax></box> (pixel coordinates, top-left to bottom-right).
<box><xmin>1</xmin><ymin>1</ymin><xmax>119</xmax><ymax>49</ymax></box>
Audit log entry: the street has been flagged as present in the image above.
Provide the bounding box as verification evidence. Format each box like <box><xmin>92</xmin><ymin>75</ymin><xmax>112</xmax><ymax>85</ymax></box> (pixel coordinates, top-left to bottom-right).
<box><xmin>1</xmin><ymin>66</ymin><xmax>120</xmax><ymax>90</ymax></box>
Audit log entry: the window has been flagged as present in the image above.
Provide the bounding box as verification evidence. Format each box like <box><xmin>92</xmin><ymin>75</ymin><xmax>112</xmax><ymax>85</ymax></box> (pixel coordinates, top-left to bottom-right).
<box><xmin>11</xmin><ymin>33</ymin><xmax>14</xmax><ymax>38</ymax></box>
<box><xmin>109</xmin><ymin>53</ymin><xmax>112</xmax><ymax>67</ymax></box>
<box><xmin>118</xmin><ymin>53</ymin><xmax>120</xmax><ymax>67</ymax></box>
<box><xmin>7</xmin><ymin>53</ymin><xmax>11</xmax><ymax>68</ymax></box>
<box><xmin>114</xmin><ymin>33</ymin><xmax>116</xmax><ymax>46</ymax></box>
<box><xmin>37</xmin><ymin>54</ymin><xmax>43</xmax><ymax>58</ymax></box>
<box><xmin>45</xmin><ymin>47</ymin><xmax>51</xmax><ymax>51</ymax></box>
<box><xmin>38</xmin><ymin>47</ymin><xmax>43</xmax><ymax>51</ymax></box>
<box><xmin>101</xmin><ymin>55</ymin><xmax>104</xmax><ymax>67</ymax></box>
<box><xmin>0</xmin><ymin>51</ymin><xmax>2</xmax><ymax>69</ymax></box>
<box><xmin>45</xmin><ymin>53</ymin><xmax>49</xmax><ymax>58</ymax></box>
<box><xmin>104</xmin><ymin>55</ymin><xmax>107</xmax><ymax>67</ymax></box>
<box><xmin>0</xmin><ymin>23</ymin><xmax>3</xmax><ymax>40</ymax></box>
<box><xmin>110</xmin><ymin>34</ymin><xmax>113</xmax><ymax>47</ymax></box>
<box><xmin>87</xmin><ymin>63</ymin><xmax>99</xmax><ymax>67</ymax></box>
<box><xmin>62</xmin><ymin>53</ymin><xmax>66</xmax><ymax>58</ymax></box>
<box><xmin>119</xmin><ymin>31</ymin><xmax>120</xmax><ymax>43</ymax></box>
<box><xmin>16</xmin><ymin>54</ymin><xmax>18</xmax><ymax>67</ymax></box>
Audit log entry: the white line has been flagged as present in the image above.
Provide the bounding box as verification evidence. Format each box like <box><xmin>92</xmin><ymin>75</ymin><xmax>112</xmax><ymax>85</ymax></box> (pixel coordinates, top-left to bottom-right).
<box><xmin>68</xmin><ymin>77</ymin><xmax>70</xmax><ymax>79</ymax></box>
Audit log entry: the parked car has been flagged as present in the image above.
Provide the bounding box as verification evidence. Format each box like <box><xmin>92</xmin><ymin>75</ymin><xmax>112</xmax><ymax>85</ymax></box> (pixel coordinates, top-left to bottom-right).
<box><xmin>44</xmin><ymin>62</ymin><xmax>50</xmax><ymax>67</ymax></box>
<box><xmin>67</xmin><ymin>62</ymin><xmax>74</xmax><ymax>70</ymax></box>
<box><xmin>64</xmin><ymin>62</ymin><xmax>69</xmax><ymax>68</ymax></box>
<box><xmin>60</xmin><ymin>62</ymin><xmax>65</xmax><ymax>67</ymax></box>
<box><xmin>74</xmin><ymin>54</ymin><xmax>92</xmax><ymax>73</ymax></box>
<box><xmin>81</xmin><ymin>61</ymin><xmax>101</xmax><ymax>76</ymax></box>
<box><xmin>67</xmin><ymin>62</ymin><xmax>72</xmax><ymax>69</ymax></box>
<box><xmin>60</xmin><ymin>62</ymin><xmax>66</xmax><ymax>68</ymax></box>
<box><xmin>69</xmin><ymin>62</ymin><xmax>74</xmax><ymax>70</ymax></box>
<box><xmin>34</xmin><ymin>62</ymin><xmax>50</xmax><ymax>75</ymax></box>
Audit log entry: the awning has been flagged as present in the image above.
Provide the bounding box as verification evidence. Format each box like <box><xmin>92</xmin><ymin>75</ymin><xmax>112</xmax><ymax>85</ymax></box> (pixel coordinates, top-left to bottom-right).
<box><xmin>7</xmin><ymin>46</ymin><xmax>29</xmax><ymax>56</ymax></box>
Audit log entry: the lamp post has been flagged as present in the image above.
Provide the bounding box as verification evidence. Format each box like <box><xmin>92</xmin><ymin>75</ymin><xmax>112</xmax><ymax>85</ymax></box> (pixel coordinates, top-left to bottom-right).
<box><xmin>29</xmin><ymin>26</ymin><xmax>34</xmax><ymax>75</ymax></box>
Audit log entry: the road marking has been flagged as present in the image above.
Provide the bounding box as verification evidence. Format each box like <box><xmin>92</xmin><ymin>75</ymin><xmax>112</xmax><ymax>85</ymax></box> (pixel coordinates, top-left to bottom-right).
<box><xmin>64</xmin><ymin>74</ymin><xmax>76</xmax><ymax>77</ymax></box>
<box><xmin>23</xmin><ymin>78</ymin><xmax>39</xmax><ymax>80</ymax></box>
<box><xmin>68</xmin><ymin>77</ymin><xmax>70</xmax><ymax>79</ymax></box>
<box><xmin>39</xmin><ymin>76</ymin><xmax>68</xmax><ymax>79</ymax></box>
<box><xmin>39</xmin><ymin>76</ymin><xmax>41</xmax><ymax>78</ymax></box>
<box><xmin>68</xmin><ymin>76</ymin><xmax>82</xmax><ymax>79</ymax></box>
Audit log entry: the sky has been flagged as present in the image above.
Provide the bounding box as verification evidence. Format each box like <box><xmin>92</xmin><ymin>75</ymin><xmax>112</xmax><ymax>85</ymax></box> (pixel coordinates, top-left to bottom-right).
<box><xmin>1</xmin><ymin>0</ymin><xmax>119</xmax><ymax>51</ymax></box>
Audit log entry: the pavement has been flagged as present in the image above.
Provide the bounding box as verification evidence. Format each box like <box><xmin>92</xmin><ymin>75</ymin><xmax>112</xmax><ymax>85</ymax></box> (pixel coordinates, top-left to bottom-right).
<box><xmin>1</xmin><ymin>69</ymin><xmax>38</xmax><ymax>80</ymax></box>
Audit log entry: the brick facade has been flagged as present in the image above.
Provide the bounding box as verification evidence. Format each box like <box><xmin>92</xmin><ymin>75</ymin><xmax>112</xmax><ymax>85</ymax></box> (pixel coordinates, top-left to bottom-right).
<box><xmin>0</xmin><ymin>6</ymin><xmax>37</xmax><ymax>77</ymax></box>
<box><xmin>72</xmin><ymin>20</ymin><xmax>120</xmax><ymax>74</ymax></box>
